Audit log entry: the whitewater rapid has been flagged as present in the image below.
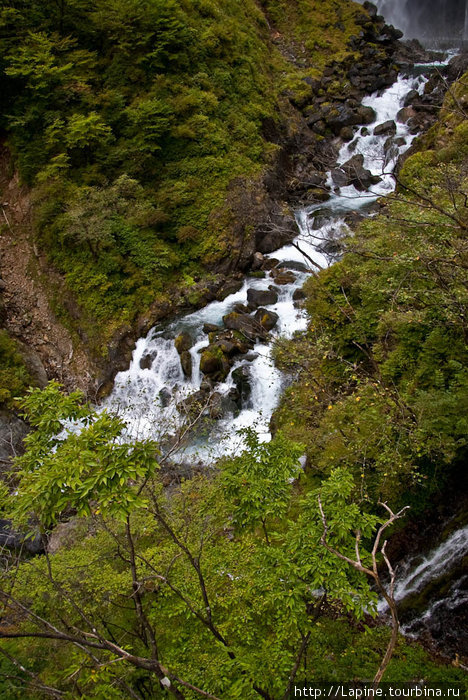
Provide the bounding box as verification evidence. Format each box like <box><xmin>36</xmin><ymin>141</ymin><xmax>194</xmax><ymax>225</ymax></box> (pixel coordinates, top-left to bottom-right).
<box><xmin>105</xmin><ymin>71</ymin><xmax>427</xmax><ymax>463</ymax></box>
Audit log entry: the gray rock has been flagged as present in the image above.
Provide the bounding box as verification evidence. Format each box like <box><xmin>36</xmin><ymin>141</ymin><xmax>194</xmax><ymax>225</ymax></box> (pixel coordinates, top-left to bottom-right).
<box><xmin>203</xmin><ymin>323</ymin><xmax>220</xmax><ymax>334</ymax></box>
<box><xmin>174</xmin><ymin>331</ymin><xmax>193</xmax><ymax>354</ymax></box>
<box><xmin>140</xmin><ymin>351</ymin><xmax>156</xmax><ymax>370</ymax></box>
<box><xmin>293</xmin><ymin>288</ymin><xmax>306</xmax><ymax>301</ymax></box>
<box><xmin>254</xmin><ymin>308</ymin><xmax>279</xmax><ymax>331</ymax></box>
<box><xmin>0</xmin><ymin>519</ymin><xmax>43</xmax><ymax>554</ymax></box>
<box><xmin>280</xmin><ymin>260</ymin><xmax>308</xmax><ymax>272</ymax></box>
<box><xmin>397</xmin><ymin>106</ymin><xmax>416</xmax><ymax>124</ymax></box>
<box><xmin>223</xmin><ymin>312</ymin><xmax>267</xmax><ymax>342</ymax></box>
<box><xmin>232</xmin><ymin>366</ymin><xmax>252</xmax><ymax>404</ymax></box>
<box><xmin>252</xmin><ymin>252</ymin><xmax>265</xmax><ymax>271</ymax></box>
<box><xmin>0</xmin><ymin>411</ymin><xmax>28</xmax><ymax>469</ymax></box>
<box><xmin>356</xmin><ymin>105</ymin><xmax>377</xmax><ymax>125</ymax></box>
<box><xmin>179</xmin><ymin>350</ymin><xmax>193</xmax><ymax>379</ymax></box>
<box><xmin>246</xmin><ymin>288</ymin><xmax>278</xmax><ymax>308</ymax></box>
<box><xmin>159</xmin><ymin>388</ymin><xmax>172</xmax><ymax>407</ymax></box>
<box><xmin>216</xmin><ymin>278</ymin><xmax>243</xmax><ymax>302</ymax></box>
<box><xmin>373</xmin><ymin>120</ymin><xmax>397</xmax><ymax>137</ymax></box>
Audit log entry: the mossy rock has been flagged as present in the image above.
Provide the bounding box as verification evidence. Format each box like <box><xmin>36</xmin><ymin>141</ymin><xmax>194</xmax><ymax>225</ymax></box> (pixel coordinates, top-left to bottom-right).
<box><xmin>199</xmin><ymin>345</ymin><xmax>230</xmax><ymax>381</ymax></box>
<box><xmin>175</xmin><ymin>331</ymin><xmax>193</xmax><ymax>355</ymax></box>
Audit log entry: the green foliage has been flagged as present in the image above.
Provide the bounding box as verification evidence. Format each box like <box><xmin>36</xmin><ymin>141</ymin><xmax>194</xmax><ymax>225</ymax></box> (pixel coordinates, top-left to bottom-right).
<box><xmin>221</xmin><ymin>428</ymin><xmax>303</xmax><ymax>531</ymax></box>
<box><xmin>0</xmin><ymin>0</ymin><xmax>363</xmax><ymax>353</ymax></box>
<box><xmin>274</xmin><ymin>73</ymin><xmax>468</xmax><ymax>507</ymax></box>
<box><xmin>0</xmin><ymin>331</ymin><xmax>34</xmax><ymax>407</ymax></box>
<box><xmin>2</xmin><ymin>386</ymin><xmax>444</xmax><ymax>698</ymax></box>
<box><xmin>4</xmin><ymin>382</ymin><xmax>159</xmax><ymax>528</ymax></box>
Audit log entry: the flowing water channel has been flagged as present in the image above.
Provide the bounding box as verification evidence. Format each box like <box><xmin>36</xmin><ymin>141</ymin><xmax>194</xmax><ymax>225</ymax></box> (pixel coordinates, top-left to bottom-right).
<box><xmin>106</xmin><ymin>71</ymin><xmax>426</xmax><ymax>458</ymax></box>
<box><xmin>104</xmin><ymin>62</ymin><xmax>467</xmax><ymax>656</ymax></box>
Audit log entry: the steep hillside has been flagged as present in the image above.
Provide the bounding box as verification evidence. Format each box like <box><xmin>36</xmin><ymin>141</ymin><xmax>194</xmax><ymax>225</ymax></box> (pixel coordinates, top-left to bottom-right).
<box><xmin>274</xmin><ymin>68</ymin><xmax>468</xmax><ymax>510</ymax></box>
<box><xmin>0</xmin><ymin>0</ymin><xmax>398</xmax><ymax>383</ymax></box>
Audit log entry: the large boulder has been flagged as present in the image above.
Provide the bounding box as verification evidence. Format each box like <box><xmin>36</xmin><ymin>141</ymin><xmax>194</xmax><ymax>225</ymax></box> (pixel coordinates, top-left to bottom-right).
<box><xmin>356</xmin><ymin>105</ymin><xmax>377</xmax><ymax>125</ymax></box>
<box><xmin>223</xmin><ymin>312</ymin><xmax>268</xmax><ymax>342</ymax></box>
<box><xmin>0</xmin><ymin>519</ymin><xmax>43</xmax><ymax>554</ymax></box>
<box><xmin>179</xmin><ymin>351</ymin><xmax>193</xmax><ymax>378</ymax></box>
<box><xmin>333</xmin><ymin>154</ymin><xmax>382</xmax><ymax>191</ymax></box>
<box><xmin>246</xmin><ymin>288</ymin><xmax>278</xmax><ymax>308</ymax></box>
<box><xmin>140</xmin><ymin>351</ymin><xmax>157</xmax><ymax>370</ymax></box>
<box><xmin>271</xmin><ymin>269</ymin><xmax>297</xmax><ymax>285</ymax></box>
<box><xmin>216</xmin><ymin>278</ymin><xmax>244</xmax><ymax>301</ymax></box>
<box><xmin>254</xmin><ymin>308</ymin><xmax>279</xmax><ymax>331</ymax></box>
<box><xmin>174</xmin><ymin>331</ymin><xmax>193</xmax><ymax>354</ymax></box>
<box><xmin>374</xmin><ymin>120</ymin><xmax>397</xmax><ymax>137</ymax></box>
<box><xmin>199</xmin><ymin>345</ymin><xmax>230</xmax><ymax>381</ymax></box>
<box><xmin>232</xmin><ymin>366</ymin><xmax>252</xmax><ymax>404</ymax></box>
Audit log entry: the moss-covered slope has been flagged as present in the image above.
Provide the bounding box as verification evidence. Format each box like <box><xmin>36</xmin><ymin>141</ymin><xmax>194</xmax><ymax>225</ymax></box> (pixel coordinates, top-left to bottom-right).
<box><xmin>0</xmin><ymin>0</ymin><xmax>384</xmax><ymax>357</ymax></box>
<box><xmin>274</xmin><ymin>70</ymin><xmax>468</xmax><ymax>509</ymax></box>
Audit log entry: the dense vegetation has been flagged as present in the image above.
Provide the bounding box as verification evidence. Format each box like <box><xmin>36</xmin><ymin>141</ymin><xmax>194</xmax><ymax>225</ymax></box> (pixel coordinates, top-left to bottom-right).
<box><xmin>0</xmin><ymin>77</ymin><xmax>467</xmax><ymax>694</ymax></box>
<box><xmin>0</xmin><ymin>383</ymin><xmax>466</xmax><ymax>698</ymax></box>
<box><xmin>274</xmin><ymin>70</ymin><xmax>468</xmax><ymax>510</ymax></box>
<box><xmin>0</xmin><ymin>0</ymin><xmax>364</xmax><ymax>354</ymax></box>
<box><xmin>1</xmin><ymin>1</ymin><xmax>467</xmax><ymax>696</ymax></box>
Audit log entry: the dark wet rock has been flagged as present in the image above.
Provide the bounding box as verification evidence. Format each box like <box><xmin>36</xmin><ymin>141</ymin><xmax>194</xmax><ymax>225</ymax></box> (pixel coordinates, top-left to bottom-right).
<box><xmin>356</xmin><ymin>105</ymin><xmax>377</xmax><ymax>125</ymax></box>
<box><xmin>252</xmin><ymin>252</ymin><xmax>265</xmax><ymax>270</ymax></box>
<box><xmin>404</xmin><ymin>89</ymin><xmax>419</xmax><ymax>107</ymax></box>
<box><xmin>179</xmin><ymin>350</ymin><xmax>193</xmax><ymax>378</ymax></box>
<box><xmin>262</xmin><ymin>258</ymin><xmax>279</xmax><ymax>271</ymax></box>
<box><xmin>18</xmin><ymin>342</ymin><xmax>48</xmax><ymax>388</ymax></box>
<box><xmin>271</xmin><ymin>269</ymin><xmax>297</xmax><ymax>285</ymax></box>
<box><xmin>293</xmin><ymin>288</ymin><xmax>306</xmax><ymax>301</ymax></box>
<box><xmin>216</xmin><ymin>278</ymin><xmax>244</xmax><ymax>302</ymax></box>
<box><xmin>233</xmin><ymin>303</ymin><xmax>250</xmax><ymax>315</ymax></box>
<box><xmin>159</xmin><ymin>388</ymin><xmax>172</xmax><ymax>407</ymax></box>
<box><xmin>0</xmin><ymin>412</ymin><xmax>28</xmax><ymax>471</ymax></box>
<box><xmin>223</xmin><ymin>312</ymin><xmax>268</xmax><ymax>342</ymax></box>
<box><xmin>374</xmin><ymin>120</ymin><xmax>397</xmax><ymax>136</ymax></box>
<box><xmin>331</xmin><ymin>168</ymin><xmax>349</xmax><ymax>188</ymax></box>
<box><xmin>209</xmin><ymin>391</ymin><xmax>238</xmax><ymax>419</ymax></box>
<box><xmin>334</xmin><ymin>154</ymin><xmax>382</xmax><ymax>191</ymax></box>
<box><xmin>340</xmin><ymin>126</ymin><xmax>354</xmax><ymax>142</ymax></box>
<box><xmin>254</xmin><ymin>308</ymin><xmax>279</xmax><ymax>331</ymax></box>
<box><xmin>248</xmin><ymin>270</ymin><xmax>266</xmax><ymax>279</ymax></box>
<box><xmin>232</xmin><ymin>366</ymin><xmax>252</xmax><ymax>403</ymax></box>
<box><xmin>246</xmin><ymin>288</ymin><xmax>278</xmax><ymax>308</ymax></box>
<box><xmin>0</xmin><ymin>279</ymin><xmax>6</xmax><ymax>291</ymax></box>
<box><xmin>281</xmin><ymin>260</ymin><xmax>308</xmax><ymax>272</ymax></box>
<box><xmin>243</xmin><ymin>352</ymin><xmax>259</xmax><ymax>362</ymax></box>
<box><xmin>140</xmin><ymin>351</ymin><xmax>157</xmax><ymax>369</ymax></box>
<box><xmin>256</xmin><ymin>215</ymin><xmax>297</xmax><ymax>254</ymax></box>
<box><xmin>325</xmin><ymin>104</ymin><xmax>360</xmax><ymax>134</ymax></box>
<box><xmin>203</xmin><ymin>323</ymin><xmax>220</xmax><ymax>334</ymax></box>
<box><xmin>447</xmin><ymin>51</ymin><xmax>468</xmax><ymax>83</ymax></box>
<box><xmin>306</xmin><ymin>187</ymin><xmax>330</xmax><ymax>203</ymax></box>
<box><xmin>397</xmin><ymin>106</ymin><xmax>416</xmax><ymax>124</ymax></box>
<box><xmin>199</xmin><ymin>345</ymin><xmax>230</xmax><ymax>381</ymax></box>
<box><xmin>178</xmin><ymin>389</ymin><xmax>209</xmax><ymax>417</ymax></box>
<box><xmin>174</xmin><ymin>331</ymin><xmax>193</xmax><ymax>354</ymax></box>
<box><xmin>0</xmin><ymin>519</ymin><xmax>43</xmax><ymax>554</ymax></box>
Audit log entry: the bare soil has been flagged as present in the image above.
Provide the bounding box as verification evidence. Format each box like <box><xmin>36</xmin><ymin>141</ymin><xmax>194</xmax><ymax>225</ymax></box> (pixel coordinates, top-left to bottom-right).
<box><xmin>0</xmin><ymin>142</ymin><xmax>94</xmax><ymax>395</ymax></box>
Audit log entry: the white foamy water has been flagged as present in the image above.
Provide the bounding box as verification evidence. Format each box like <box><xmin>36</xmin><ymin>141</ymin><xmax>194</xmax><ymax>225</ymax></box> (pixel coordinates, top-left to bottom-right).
<box><xmin>104</xmin><ymin>71</ymin><xmax>427</xmax><ymax>462</ymax></box>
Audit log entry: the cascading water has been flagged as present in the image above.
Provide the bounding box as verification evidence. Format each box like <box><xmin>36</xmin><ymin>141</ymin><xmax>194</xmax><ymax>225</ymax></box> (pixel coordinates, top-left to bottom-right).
<box><xmin>378</xmin><ymin>524</ymin><xmax>468</xmax><ymax>658</ymax></box>
<box><xmin>106</xmin><ymin>72</ymin><xmax>425</xmax><ymax>461</ymax></box>
<box><xmin>370</xmin><ymin>0</ymin><xmax>468</xmax><ymax>45</ymax></box>
<box><xmin>105</xmin><ymin>62</ymin><xmax>467</xmax><ymax>655</ymax></box>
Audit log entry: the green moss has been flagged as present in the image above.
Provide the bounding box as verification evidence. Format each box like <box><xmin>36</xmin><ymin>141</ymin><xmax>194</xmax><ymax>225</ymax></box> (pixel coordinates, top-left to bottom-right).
<box><xmin>273</xmin><ymin>72</ymin><xmax>468</xmax><ymax>506</ymax></box>
<box><xmin>0</xmin><ymin>331</ymin><xmax>34</xmax><ymax>407</ymax></box>
<box><xmin>0</xmin><ymin>0</ymin><xmax>367</xmax><ymax>356</ymax></box>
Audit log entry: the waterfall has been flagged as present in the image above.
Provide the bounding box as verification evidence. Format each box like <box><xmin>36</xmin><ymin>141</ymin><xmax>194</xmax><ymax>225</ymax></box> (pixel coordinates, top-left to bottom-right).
<box><xmin>106</xmin><ymin>72</ymin><xmax>426</xmax><ymax>461</ymax></box>
<box><xmin>369</xmin><ymin>0</ymin><xmax>468</xmax><ymax>45</ymax></box>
